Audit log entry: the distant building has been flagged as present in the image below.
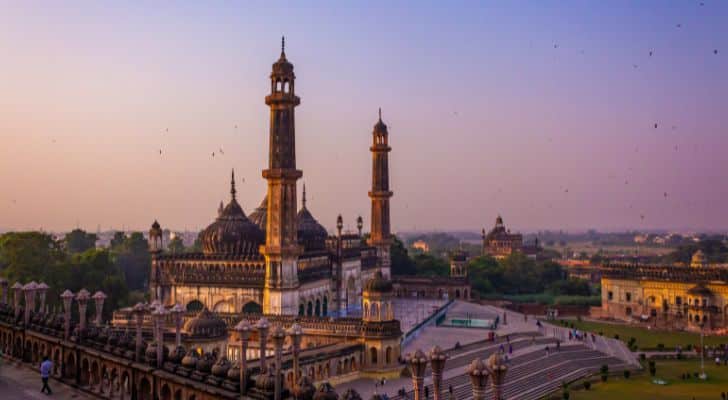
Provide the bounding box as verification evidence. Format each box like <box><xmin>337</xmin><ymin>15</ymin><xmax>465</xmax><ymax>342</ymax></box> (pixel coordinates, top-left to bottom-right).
<box><xmin>411</xmin><ymin>240</ymin><xmax>430</xmax><ymax>253</ymax></box>
<box><xmin>481</xmin><ymin>216</ymin><xmax>540</xmax><ymax>259</ymax></box>
<box><xmin>599</xmin><ymin>251</ymin><xmax>728</xmax><ymax>333</ymax></box>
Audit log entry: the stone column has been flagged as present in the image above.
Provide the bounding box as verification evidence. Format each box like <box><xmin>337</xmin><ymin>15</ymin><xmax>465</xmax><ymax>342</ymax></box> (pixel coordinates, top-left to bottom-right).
<box><xmin>92</xmin><ymin>291</ymin><xmax>107</xmax><ymax>325</ymax></box>
<box><xmin>271</xmin><ymin>325</ymin><xmax>286</xmax><ymax>400</ymax></box>
<box><xmin>487</xmin><ymin>354</ymin><xmax>507</xmax><ymax>400</ymax></box>
<box><xmin>256</xmin><ymin>318</ymin><xmax>270</xmax><ymax>373</ymax></box>
<box><xmin>61</xmin><ymin>290</ymin><xmax>74</xmax><ymax>340</ymax></box>
<box><xmin>0</xmin><ymin>278</ymin><xmax>7</xmax><ymax>305</ymax></box>
<box><xmin>37</xmin><ymin>282</ymin><xmax>49</xmax><ymax>312</ymax></box>
<box><xmin>76</xmin><ymin>289</ymin><xmax>90</xmax><ymax>334</ymax></box>
<box><xmin>406</xmin><ymin>349</ymin><xmax>428</xmax><ymax>400</ymax></box>
<box><xmin>171</xmin><ymin>303</ymin><xmax>184</xmax><ymax>348</ymax></box>
<box><xmin>287</xmin><ymin>323</ymin><xmax>303</xmax><ymax>393</ymax></box>
<box><xmin>132</xmin><ymin>303</ymin><xmax>146</xmax><ymax>362</ymax></box>
<box><xmin>429</xmin><ymin>346</ymin><xmax>448</xmax><ymax>400</ymax></box>
<box><xmin>235</xmin><ymin>319</ymin><xmax>252</xmax><ymax>397</ymax></box>
<box><xmin>467</xmin><ymin>358</ymin><xmax>489</xmax><ymax>400</ymax></box>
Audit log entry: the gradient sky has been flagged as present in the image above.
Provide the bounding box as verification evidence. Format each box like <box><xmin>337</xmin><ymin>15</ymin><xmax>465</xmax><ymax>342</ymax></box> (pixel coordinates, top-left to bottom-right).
<box><xmin>1</xmin><ymin>1</ymin><xmax>727</xmax><ymax>233</ymax></box>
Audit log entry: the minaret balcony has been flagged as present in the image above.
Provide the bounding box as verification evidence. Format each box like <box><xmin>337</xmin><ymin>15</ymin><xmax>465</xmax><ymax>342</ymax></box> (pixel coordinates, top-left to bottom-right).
<box><xmin>265</xmin><ymin>93</ymin><xmax>300</xmax><ymax>106</ymax></box>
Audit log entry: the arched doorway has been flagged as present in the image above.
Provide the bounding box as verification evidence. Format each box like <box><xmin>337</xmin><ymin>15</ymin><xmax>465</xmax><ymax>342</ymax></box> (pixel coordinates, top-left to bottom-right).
<box><xmin>186</xmin><ymin>300</ymin><xmax>204</xmax><ymax>312</ymax></box>
<box><xmin>307</xmin><ymin>301</ymin><xmax>313</xmax><ymax>316</ymax></box>
<box><xmin>323</xmin><ymin>296</ymin><xmax>328</xmax><ymax>316</ymax></box>
<box><xmin>370</xmin><ymin>347</ymin><xmax>378</xmax><ymax>365</ymax></box>
<box><xmin>298</xmin><ymin>303</ymin><xmax>305</xmax><ymax>316</ymax></box>
<box><xmin>242</xmin><ymin>301</ymin><xmax>262</xmax><ymax>314</ymax></box>
<box><xmin>315</xmin><ymin>299</ymin><xmax>321</xmax><ymax>317</ymax></box>
<box><xmin>160</xmin><ymin>384</ymin><xmax>172</xmax><ymax>400</ymax></box>
<box><xmin>138</xmin><ymin>377</ymin><xmax>152</xmax><ymax>400</ymax></box>
<box><xmin>346</xmin><ymin>276</ymin><xmax>357</xmax><ymax>313</ymax></box>
<box><xmin>213</xmin><ymin>300</ymin><xmax>234</xmax><ymax>313</ymax></box>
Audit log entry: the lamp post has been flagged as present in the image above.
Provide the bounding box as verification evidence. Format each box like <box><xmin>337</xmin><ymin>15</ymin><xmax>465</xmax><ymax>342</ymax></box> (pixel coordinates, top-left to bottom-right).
<box><xmin>234</xmin><ymin>319</ymin><xmax>252</xmax><ymax>397</ymax></box>
<box><xmin>406</xmin><ymin>349</ymin><xmax>428</xmax><ymax>400</ymax></box>
<box><xmin>271</xmin><ymin>325</ymin><xmax>286</xmax><ymax>400</ymax></box>
<box><xmin>92</xmin><ymin>291</ymin><xmax>106</xmax><ymax>326</ymax></box>
<box><xmin>256</xmin><ymin>318</ymin><xmax>270</xmax><ymax>374</ymax></box>
<box><xmin>11</xmin><ymin>282</ymin><xmax>23</xmax><ymax>320</ymax></box>
<box><xmin>487</xmin><ymin>353</ymin><xmax>508</xmax><ymax>400</ymax></box>
<box><xmin>429</xmin><ymin>346</ymin><xmax>448</xmax><ymax>400</ymax></box>
<box><xmin>61</xmin><ymin>290</ymin><xmax>74</xmax><ymax>341</ymax></box>
<box><xmin>37</xmin><ymin>282</ymin><xmax>49</xmax><ymax>313</ymax></box>
<box><xmin>152</xmin><ymin>305</ymin><xmax>168</xmax><ymax>367</ymax></box>
<box><xmin>288</xmin><ymin>323</ymin><xmax>303</xmax><ymax>395</ymax></box>
<box><xmin>170</xmin><ymin>303</ymin><xmax>184</xmax><ymax>348</ymax></box>
<box><xmin>132</xmin><ymin>303</ymin><xmax>146</xmax><ymax>362</ymax></box>
<box><xmin>23</xmin><ymin>282</ymin><xmax>38</xmax><ymax>325</ymax></box>
<box><xmin>467</xmin><ymin>358</ymin><xmax>490</xmax><ymax>400</ymax></box>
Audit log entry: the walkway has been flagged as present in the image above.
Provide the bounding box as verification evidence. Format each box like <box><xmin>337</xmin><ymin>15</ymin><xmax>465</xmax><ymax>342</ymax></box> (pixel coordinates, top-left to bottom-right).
<box><xmin>0</xmin><ymin>357</ymin><xmax>91</xmax><ymax>399</ymax></box>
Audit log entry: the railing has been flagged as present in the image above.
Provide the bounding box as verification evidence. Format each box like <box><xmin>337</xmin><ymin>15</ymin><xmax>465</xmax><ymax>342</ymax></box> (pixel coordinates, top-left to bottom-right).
<box><xmin>401</xmin><ymin>299</ymin><xmax>455</xmax><ymax>347</ymax></box>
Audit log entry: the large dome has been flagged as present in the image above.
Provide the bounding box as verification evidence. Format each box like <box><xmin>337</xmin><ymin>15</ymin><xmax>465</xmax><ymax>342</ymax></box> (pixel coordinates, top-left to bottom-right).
<box><xmin>199</xmin><ymin>172</ymin><xmax>264</xmax><ymax>257</ymax></box>
<box><xmin>296</xmin><ymin>185</ymin><xmax>328</xmax><ymax>251</ymax></box>
<box><xmin>183</xmin><ymin>308</ymin><xmax>228</xmax><ymax>338</ymax></box>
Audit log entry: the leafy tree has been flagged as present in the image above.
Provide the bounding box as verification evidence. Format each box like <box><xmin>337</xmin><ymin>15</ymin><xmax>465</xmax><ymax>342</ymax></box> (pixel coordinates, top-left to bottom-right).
<box><xmin>112</xmin><ymin>232</ymin><xmax>150</xmax><ymax>291</ymax></box>
<box><xmin>168</xmin><ymin>236</ymin><xmax>184</xmax><ymax>254</ymax></box>
<box><xmin>64</xmin><ymin>229</ymin><xmax>98</xmax><ymax>253</ymax></box>
<box><xmin>411</xmin><ymin>253</ymin><xmax>449</xmax><ymax>276</ymax></box>
<box><xmin>0</xmin><ymin>232</ymin><xmax>63</xmax><ymax>282</ymax></box>
<box><xmin>110</xmin><ymin>231</ymin><xmax>127</xmax><ymax>249</ymax></box>
<box><xmin>391</xmin><ymin>236</ymin><xmax>417</xmax><ymax>275</ymax></box>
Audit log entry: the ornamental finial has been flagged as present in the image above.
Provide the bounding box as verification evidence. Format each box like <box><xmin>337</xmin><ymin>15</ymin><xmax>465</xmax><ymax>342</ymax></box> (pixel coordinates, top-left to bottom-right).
<box><xmin>378</xmin><ymin>107</ymin><xmax>382</xmax><ymax>121</ymax></box>
<box><xmin>302</xmin><ymin>183</ymin><xmax>307</xmax><ymax>209</ymax></box>
<box><xmin>230</xmin><ymin>169</ymin><xmax>237</xmax><ymax>200</ymax></box>
<box><xmin>281</xmin><ymin>36</ymin><xmax>285</xmax><ymax>55</ymax></box>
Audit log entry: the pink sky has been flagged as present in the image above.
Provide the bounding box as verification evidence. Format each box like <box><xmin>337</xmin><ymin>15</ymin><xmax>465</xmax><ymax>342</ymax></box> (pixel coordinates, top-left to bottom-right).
<box><xmin>1</xmin><ymin>2</ymin><xmax>727</xmax><ymax>233</ymax></box>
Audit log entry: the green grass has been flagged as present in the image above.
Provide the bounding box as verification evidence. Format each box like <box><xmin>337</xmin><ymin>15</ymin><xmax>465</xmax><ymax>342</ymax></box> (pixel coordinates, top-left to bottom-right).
<box><xmin>559</xmin><ymin>319</ymin><xmax>726</xmax><ymax>350</ymax></box>
<box><xmin>572</xmin><ymin>360</ymin><xmax>728</xmax><ymax>400</ymax></box>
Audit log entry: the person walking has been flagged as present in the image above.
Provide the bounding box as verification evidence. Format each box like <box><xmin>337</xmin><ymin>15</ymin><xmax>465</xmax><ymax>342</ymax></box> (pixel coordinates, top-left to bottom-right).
<box><xmin>40</xmin><ymin>355</ymin><xmax>53</xmax><ymax>395</ymax></box>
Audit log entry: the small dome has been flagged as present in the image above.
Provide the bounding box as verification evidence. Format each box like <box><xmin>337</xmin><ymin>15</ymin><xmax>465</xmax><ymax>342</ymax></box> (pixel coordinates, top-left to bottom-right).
<box><xmin>227</xmin><ymin>363</ymin><xmax>241</xmax><ymax>380</ymax></box>
<box><xmin>211</xmin><ymin>356</ymin><xmax>232</xmax><ymax>377</ymax></box>
<box><xmin>184</xmin><ymin>308</ymin><xmax>228</xmax><ymax>338</ymax></box>
<box><xmin>297</xmin><ymin>209</ymin><xmax>328</xmax><ymax>252</ymax></box>
<box><xmin>199</xmin><ymin>171</ymin><xmax>264</xmax><ymax>257</ymax></box>
<box><xmin>255</xmin><ymin>369</ymin><xmax>276</xmax><ymax>392</ymax></box>
<box><xmin>294</xmin><ymin>375</ymin><xmax>316</xmax><ymax>400</ymax></box>
<box><xmin>688</xmin><ymin>284</ymin><xmax>714</xmax><ymax>297</ymax></box>
<box><xmin>196</xmin><ymin>352</ymin><xmax>215</xmax><ymax>373</ymax></box>
<box><xmin>249</xmin><ymin>196</ymin><xmax>268</xmax><ymax>232</ymax></box>
<box><xmin>181</xmin><ymin>349</ymin><xmax>200</xmax><ymax>368</ymax></box>
<box><xmin>313</xmin><ymin>382</ymin><xmax>339</xmax><ymax>400</ymax></box>
<box><xmin>168</xmin><ymin>346</ymin><xmax>186</xmax><ymax>364</ymax></box>
<box><xmin>342</xmin><ymin>388</ymin><xmax>362</xmax><ymax>400</ymax></box>
<box><xmin>691</xmin><ymin>250</ymin><xmax>707</xmax><ymax>267</ymax></box>
<box><xmin>364</xmin><ymin>271</ymin><xmax>393</xmax><ymax>293</ymax></box>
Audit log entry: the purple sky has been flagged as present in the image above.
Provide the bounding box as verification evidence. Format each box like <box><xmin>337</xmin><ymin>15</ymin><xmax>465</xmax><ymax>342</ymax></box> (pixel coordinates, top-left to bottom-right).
<box><xmin>1</xmin><ymin>1</ymin><xmax>727</xmax><ymax>233</ymax></box>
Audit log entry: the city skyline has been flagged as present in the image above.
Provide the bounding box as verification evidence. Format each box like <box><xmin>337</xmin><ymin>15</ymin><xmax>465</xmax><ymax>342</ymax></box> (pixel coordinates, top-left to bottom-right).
<box><xmin>1</xmin><ymin>2</ymin><xmax>727</xmax><ymax>233</ymax></box>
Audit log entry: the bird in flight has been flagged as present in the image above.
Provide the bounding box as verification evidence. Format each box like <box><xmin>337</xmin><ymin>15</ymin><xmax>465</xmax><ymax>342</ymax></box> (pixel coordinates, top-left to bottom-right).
<box><xmin>654</xmin><ymin>123</ymin><xmax>658</xmax><ymax>129</ymax></box>
<box><xmin>649</xmin><ymin>50</ymin><xmax>653</xmax><ymax>57</ymax></box>
<box><xmin>211</xmin><ymin>152</ymin><xmax>215</xmax><ymax>158</ymax></box>
<box><xmin>159</xmin><ymin>149</ymin><xmax>162</xmax><ymax>155</ymax></box>
<box><xmin>219</xmin><ymin>148</ymin><xmax>225</xmax><ymax>155</ymax></box>
<box><xmin>715</xmin><ymin>49</ymin><xmax>719</xmax><ymax>55</ymax></box>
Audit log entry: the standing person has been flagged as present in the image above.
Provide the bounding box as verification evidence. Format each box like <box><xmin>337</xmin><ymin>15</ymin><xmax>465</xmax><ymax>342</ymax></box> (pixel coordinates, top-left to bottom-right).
<box><xmin>40</xmin><ymin>356</ymin><xmax>53</xmax><ymax>395</ymax></box>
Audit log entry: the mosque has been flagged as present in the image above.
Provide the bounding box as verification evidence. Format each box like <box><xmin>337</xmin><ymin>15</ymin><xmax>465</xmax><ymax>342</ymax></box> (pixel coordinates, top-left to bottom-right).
<box><xmin>148</xmin><ymin>38</ymin><xmax>394</xmax><ymax>319</ymax></box>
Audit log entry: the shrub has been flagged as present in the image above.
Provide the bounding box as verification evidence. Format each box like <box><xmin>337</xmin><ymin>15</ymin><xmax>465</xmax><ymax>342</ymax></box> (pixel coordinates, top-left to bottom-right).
<box><xmin>657</xmin><ymin>343</ymin><xmax>665</xmax><ymax>351</ymax></box>
<box><xmin>639</xmin><ymin>353</ymin><xmax>646</xmax><ymax>361</ymax></box>
<box><xmin>623</xmin><ymin>370</ymin><xmax>630</xmax><ymax>379</ymax></box>
<box><xmin>648</xmin><ymin>360</ymin><xmax>656</xmax><ymax>377</ymax></box>
<box><xmin>583</xmin><ymin>381</ymin><xmax>591</xmax><ymax>390</ymax></box>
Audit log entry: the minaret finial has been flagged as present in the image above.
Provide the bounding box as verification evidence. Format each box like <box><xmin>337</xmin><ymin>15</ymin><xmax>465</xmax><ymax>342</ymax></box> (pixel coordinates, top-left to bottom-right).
<box><xmin>378</xmin><ymin>107</ymin><xmax>382</xmax><ymax>121</ymax></box>
<box><xmin>302</xmin><ymin>183</ymin><xmax>307</xmax><ymax>209</ymax></box>
<box><xmin>281</xmin><ymin>36</ymin><xmax>285</xmax><ymax>54</ymax></box>
<box><xmin>230</xmin><ymin>169</ymin><xmax>237</xmax><ymax>200</ymax></box>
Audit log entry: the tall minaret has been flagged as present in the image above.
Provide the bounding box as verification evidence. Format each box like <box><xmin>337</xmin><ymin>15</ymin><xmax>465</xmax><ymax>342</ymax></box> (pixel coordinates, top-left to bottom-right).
<box><xmin>368</xmin><ymin>109</ymin><xmax>393</xmax><ymax>279</ymax></box>
<box><xmin>262</xmin><ymin>37</ymin><xmax>302</xmax><ymax>315</ymax></box>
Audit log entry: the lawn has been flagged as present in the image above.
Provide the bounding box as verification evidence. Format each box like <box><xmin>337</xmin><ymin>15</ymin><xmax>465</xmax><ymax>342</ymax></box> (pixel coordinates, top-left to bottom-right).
<box><xmin>572</xmin><ymin>360</ymin><xmax>728</xmax><ymax>400</ymax></box>
<box><xmin>559</xmin><ymin>319</ymin><xmax>726</xmax><ymax>350</ymax></box>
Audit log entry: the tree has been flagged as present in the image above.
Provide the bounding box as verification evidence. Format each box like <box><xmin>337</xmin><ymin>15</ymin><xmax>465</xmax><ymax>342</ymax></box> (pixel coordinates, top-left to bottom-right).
<box><xmin>112</xmin><ymin>232</ymin><xmax>150</xmax><ymax>291</ymax></box>
<box><xmin>648</xmin><ymin>360</ymin><xmax>656</xmax><ymax>377</ymax></box>
<box><xmin>0</xmin><ymin>232</ymin><xmax>64</xmax><ymax>283</ymax></box>
<box><xmin>411</xmin><ymin>253</ymin><xmax>449</xmax><ymax>277</ymax></box>
<box><xmin>391</xmin><ymin>236</ymin><xmax>416</xmax><ymax>276</ymax></box>
<box><xmin>168</xmin><ymin>236</ymin><xmax>184</xmax><ymax>254</ymax></box>
<box><xmin>64</xmin><ymin>229</ymin><xmax>98</xmax><ymax>253</ymax></box>
<box><xmin>110</xmin><ymin>231</ymin><xmax>127</xmax><ymax>249</ymax></box>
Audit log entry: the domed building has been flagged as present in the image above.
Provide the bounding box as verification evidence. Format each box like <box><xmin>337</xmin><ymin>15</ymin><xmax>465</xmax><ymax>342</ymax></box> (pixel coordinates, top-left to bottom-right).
<box><xmin>148</xmin><ymin>40</ymin><xmax>392</xmax><ymax>319</ymax></box>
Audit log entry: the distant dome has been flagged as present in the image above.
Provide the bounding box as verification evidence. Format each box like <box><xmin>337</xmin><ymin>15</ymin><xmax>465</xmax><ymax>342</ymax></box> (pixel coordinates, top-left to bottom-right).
<box><xmin>691</xmin><ymin>250</ymin><xmax>707</xmax><ymax>268</ymax></box>
<box><xmin>364</xmin><ymin>271</ymin><xmax>393</xmax><ymax>294</ymax></box>
<box><xmin>199</xmin><ymin>171</ymin><xmax>264</xmax><ymax>257</ymax></box>
<box><xmin>183</xmin><ymin>308</ymin><xmax>228</xmax><ymax>338</ymax></box>
<box><xmin>297</xmin><ymin>186</ymin><xmax>328</xmax><ymax>251</ymax></box>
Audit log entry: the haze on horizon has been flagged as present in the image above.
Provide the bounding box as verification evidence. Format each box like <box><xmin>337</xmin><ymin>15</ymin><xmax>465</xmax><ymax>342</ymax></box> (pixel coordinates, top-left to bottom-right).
<box><xmin>1</xmin><ymin>1</ymin><xmax>727</xmax><ymax>234</ymax></box>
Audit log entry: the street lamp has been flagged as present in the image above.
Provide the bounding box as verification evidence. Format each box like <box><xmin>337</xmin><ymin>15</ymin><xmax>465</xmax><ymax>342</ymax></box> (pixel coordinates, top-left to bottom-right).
<box><xmin>75</xmin><ymin>289</ymin><xmax>90</xmax><ymax>334</ymax></box>
<box><xmin>92</xmin><ymin>291</ymin><xmax>107</xmax><ymax>326</ymax></box>
<box><xmin>288</xmin><ymin>323</ymin><xmax>303</xmax><ymax>395</ymax></box>
<box><xmin>37</xmin><ymin>282</ymin><xmax>49</xmax><ymax>313</ymax></box>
